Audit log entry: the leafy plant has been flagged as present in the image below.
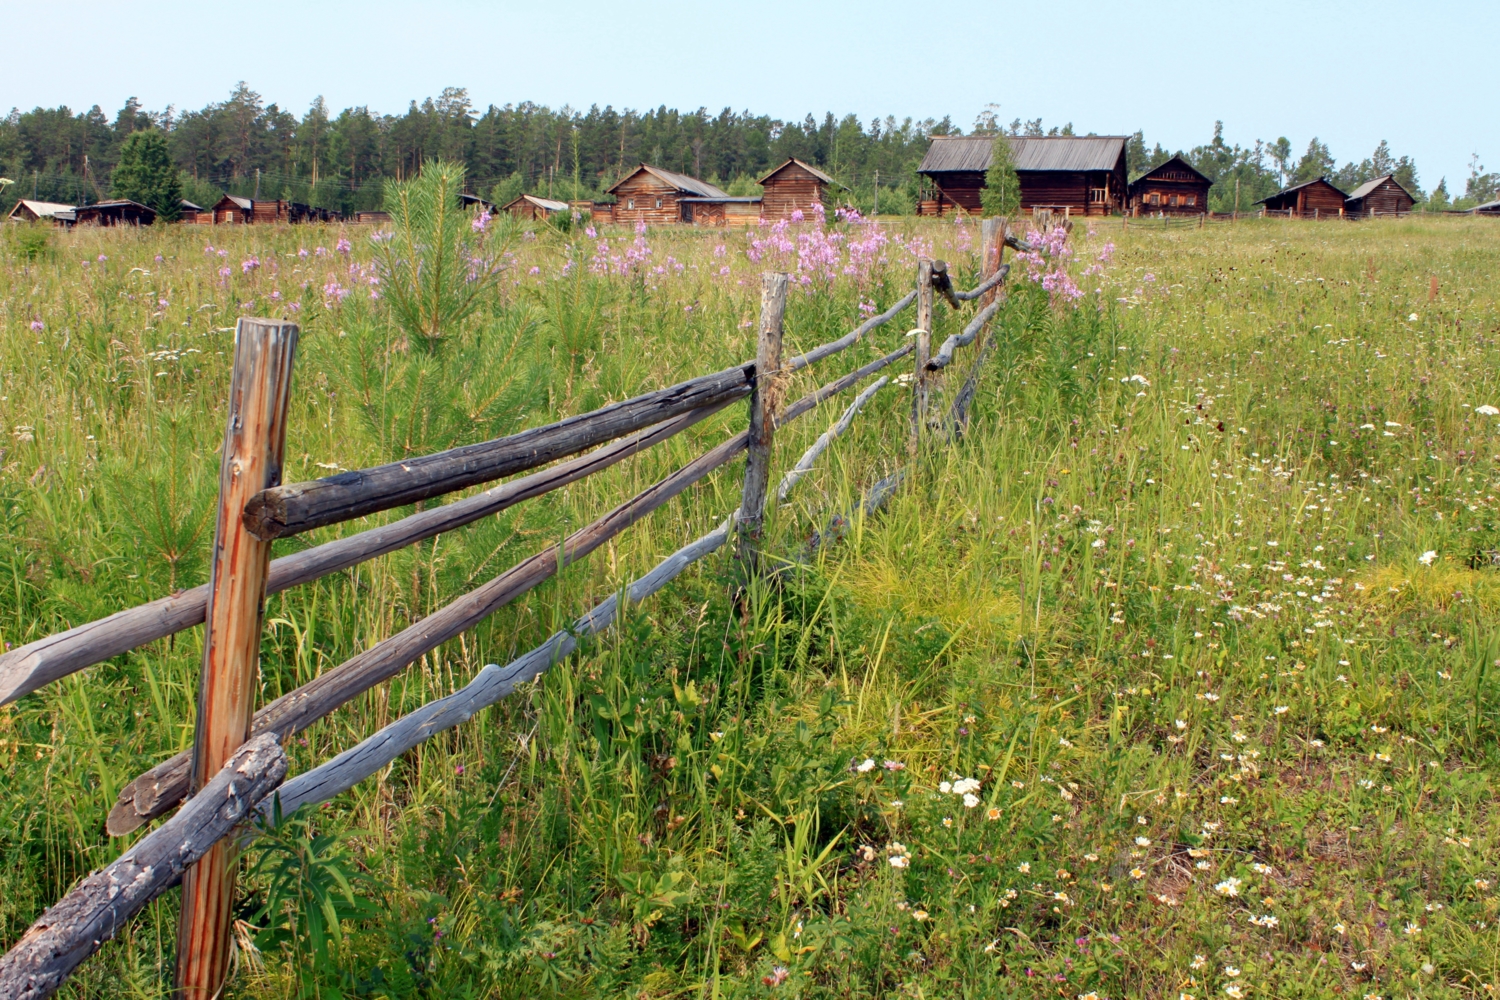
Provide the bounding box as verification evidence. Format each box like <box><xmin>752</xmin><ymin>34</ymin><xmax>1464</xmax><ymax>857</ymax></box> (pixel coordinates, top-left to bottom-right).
<box><xmin>110</xmin><ymin>130</ymin><xmax>183</xmax><ymax>220</ymax></box>
<box><xmin>245</xmin><ymin>798</ymin><xmax>380</xmax><ymax>998</ymax></box>
<box><xmin>981</xmin><ymin>134</ymin><xmax>1021</xmax><ymax>217</ymax></box>
<box><xmin>374</xmin><ymin>159</ymin><xmax>507</xmax><ymax>350</ymax></box>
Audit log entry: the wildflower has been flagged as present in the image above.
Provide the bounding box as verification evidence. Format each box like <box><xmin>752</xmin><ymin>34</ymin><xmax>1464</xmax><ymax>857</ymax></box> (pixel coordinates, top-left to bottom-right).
<box><xmin>336</xmin><ymin>237</ymin><xmax>351</xmax><ymax>254</ymax></box>
<box><xmin>986</xmin><ymin>806</ymin><xmax>1001</xmax><ymax>821</ymax></box>
<box><xmin>1249</xmin><ymin>914</ymin><xmax>1279</xmax><ymax>928</ymax></box>
<box><xmin>912</xmin><ymin>909</ymin><xmax>928</xmax><ymax>921</ymax></box>
<box><xmin>762</xmin><ymin>966</ymin><xmax>789</xmax><ymax>987</ymax></box>
<box><xmin>29</xmin><ymin>320</ymin><xmax>43</xmax><ymax>332</ymax></box>
<box><xmin>1135</xmin><ymin>836</ymin><xmax>1151</xmax><ymax>847</ymax></box>
<box><xmin>1273</xmin><ymin>706</ymin><xmax>1288</xmax><ymax>715</ymax></box>
<box><xmin>1215</xmin><ymin>877</ymin><xmax>1243</xmax><ymax>897</ymax></box>
<box><xmin>963</xmin><ymin>793</ymin><xmax>980</xmax><ymax>809</ymax></box>
<box><xmin>1408</xmin><ymin>312</ymin><xmax>1419</xmax><ymax>321</ymax></box>
<box><xmin>1404</xmin><ymin>922</ymin><xmax>1420</xmax><ymax>936</ymax></box>
<box><xmin>942</xmin><ymin>816</ymin><xmax>953</xmax><ymax>828</ymax></box>
<box><xmin>1223</xmin><ymin>966</ymin><xmax>1240</xmax><ymax>977</ymax></box>
<box><xmin>889</xmin><ymin>855</ymin><xmax>909</xmax><ymax>868</ymax></box>
<box><xmin>1190</xmin><ymin>955</ymin><xmax>1207</xmax><ymax>970</ymax></box>
<box><xmin>1018</xmin><ymin>862</ymin><xmax>1031</xmax><ymax>874</ymax></box>
<box><xmin>1129</xmin><ymin>868</ymin><xmax>1146</xmax><ymax>880</ymax></box>
<box><xmin>855</xmin><ymin>758</ymin><xmax>876</xmax><ymax>773</ymax></box>
<box><xmin>1418</xmin><ymin>550</ymin><xmax>1437</xmax><ymax>566</ymax></box>
<box><xmin>1223</xmin><ymin>985</ymin><xmax>1245</xmax><ymax>1000</ymax></box>
<box><xmin>1084</xmin><ymin>853</ymin><xmax>1099</xmax><ymax>862</ymax></box>
<box><xmin>1477</xmin><ymin>404</ymin><xmax>1500</xmax><ymax>416</ymax></box>
<box><xmin>883</xmin><ymin>759</ymin><xmax>905</xmax><ymax>771</ymax></box>
<box><xmin>940</xmin><ymin>781</ymin><xmax>952</xmax><ymax>793</ymax></box>
<box><xmin>241</xmin><ymin>256</ymin><xmax>260</xmax><ymax>273</ymax></box>
<box><xmin>454</xmin><ymin>764</ymin><xmax>464</xmax><ymax>775</ymax></box>
<box><xmin>1079</xmin><ymin>993</ymin><xmax>1100</xmax><ymax>1000</ymax></box>
<box><xmin>1175</xmin><ymin>719</ymin><xmax>1188</xmax><ymax>729</ymax></box>
<box><xmin>1476</xmin><ymin>878</ymin><xmax>1492</xmax><ymax>891</ymax></box>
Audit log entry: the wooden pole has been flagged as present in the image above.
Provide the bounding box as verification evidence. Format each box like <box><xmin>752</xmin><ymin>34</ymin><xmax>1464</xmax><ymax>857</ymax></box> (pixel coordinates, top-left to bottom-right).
<box><xmin>980</xmin><ymin>218</ymin><xmax>1006</xmax><ymax>306</ymax></box>
<box><xmin>737</xmin><ymin>272</ymin><xmax>788</xmax><ymax>567</ymax></box>
<box><xmin>910</xmin><ymin>258</ymin><xmax>934</xmax><ymax>451</ymax></box>
<box><xmin>176</xmin><ymin>318</ymin><xmax>298</xmax><ymax>1000</ymax></box>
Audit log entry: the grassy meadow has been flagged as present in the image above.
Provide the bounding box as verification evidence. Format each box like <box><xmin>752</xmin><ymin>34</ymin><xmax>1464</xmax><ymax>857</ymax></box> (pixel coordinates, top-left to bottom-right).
<box><xmin>1</xmin><ymin>208</ymin><xmax>1499</xmax><ymax>1000</ymax></box>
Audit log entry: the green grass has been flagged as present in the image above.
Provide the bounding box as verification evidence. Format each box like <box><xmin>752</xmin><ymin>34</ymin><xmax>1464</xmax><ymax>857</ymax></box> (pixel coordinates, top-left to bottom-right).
<box><xmin>1</xmin><ymin>212</ymin><xmax>1499</xmax><ymax>999</ymax></box>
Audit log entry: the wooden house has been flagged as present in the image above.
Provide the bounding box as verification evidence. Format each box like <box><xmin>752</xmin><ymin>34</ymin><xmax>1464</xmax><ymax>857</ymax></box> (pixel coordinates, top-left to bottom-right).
<box><xmin>354</xmin><ymin>210</ymin><xmax>393</xmax><ymax>224</ymax></box>
<box><xmin>210</xmin><ymin>195</ymin><xmax>253</xmax><ymax>224</ymax></box>
<box><xmin>758</xmin><ymin>158</ymin><xmax>837</xmax><ymax>220</ymax></box>
<box><xmin>6</xmin><ymin>199</ymin><xmax>74</xmax><ymax>224</ymax></box>
<box><xmin>502</xmin><ymin>194</ymin><xmax>569</xmax><ymax>221</ymax></box>
<box><xmin>74</xmin><ymin>199</ymin><xmax>156</xmax><ymax>226</ymax></box>
<box><xmin>1472</xmin><ymin>200</ymin><xmax>1500</xmax><ymax>216</ymax></box>
<box><xmin>606</xmin><ymin>165</ymin><xmax>731</xmax><ymax>225</ymax></box>
<box><xmin>1343</xmin><ymin>175</ymin><xmax>1415</xmax><ymax>217</ymax></box>
<box><xmin>1128</xmin><ymin>156</ymin><xmax>1211</xmax><ymax>215</ymax></box>
<box><xmin>917</xmin><ymin>135</ymin><xmax>1129</xmax><ymax>217</ymax></box>
<box><xmin>1257</xmin><ymin>178</ymin><xmax>1347</xmax><ymax>218</ymax></box>
<box><xmin>179</xmin><ymin>199</ymin><xmax>210</xmax><ymax>223</ymax></box>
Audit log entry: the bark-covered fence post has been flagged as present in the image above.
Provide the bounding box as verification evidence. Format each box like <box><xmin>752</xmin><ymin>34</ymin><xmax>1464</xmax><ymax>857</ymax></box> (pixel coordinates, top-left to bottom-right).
<box><xmin>909</xmin><ymin>257</ymin><xmax>934</xmax><ymax>451</ymax></box>
<box><xmin>736</xmin><ymin>272</ymin><xmax>788</xmax><ymax>568</ymax></box>
<box><xmin>176</xmin><ymin>317</ymin><xmax>298</xmax><ymax>1000</ymax></box>
<box><xmin>980</xmin><ymin>218</ymin><xmax>1006</xmax><ymax>305</ymax></box>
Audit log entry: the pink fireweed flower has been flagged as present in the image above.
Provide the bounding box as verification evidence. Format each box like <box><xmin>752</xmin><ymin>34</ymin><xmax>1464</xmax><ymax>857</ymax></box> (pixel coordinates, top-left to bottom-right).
<box><xmin>241</xmin><ymin>256</ymin><xmax>260</xmax><ymax>273</ymax></box>
<box><xmin>217</xmin><ymin>266</ymin><xmax>232</xmax><ymax>279</ymax></box>
<box><xmin>335</xmin><ymin>237</ymin><xmax>351</xmax><ymax>254</ymax></box>
<box><xmin>472</xmin><ymin>210</ymin><xmax>491</xmax><ymax>233</ymax></box>
<box><xmin>154</xmin><ymin>254</ymin><xmax>163</xmax><ymax>263</ymax></box>
<box><xmin>30</xmin><ymin>320</ymin><xmax>44</xmax><ymax>332</ymax></box>
<box><xmin>323</xmin><ymin>281</ymin><xmax>349</xmax><ymax>304</ymax></box>
<box><xmin>528</xmin><ymin>266</ymin><xmax>540</xmax><ymax>275</ymax></box>
<box><xmin>97</xmin><ymin>254</ymin><xmax>108</xmax><ymax>263</ymax></box>
<box><xmin>314</xmin><ymin>246</ymin><xmax>328</xmax><ymax>256</ymax></box>
<box><xmin>584</xmin><ymin>225</ymin><xmax>597</xmax><ymax>238</ymax></box>
<box><xmin>203</xmin><ymin>245</ymin><xmax>216</xmax><ymax>255</ymax></box>
<box><xmin>298</xmin><ymin>247</ymin><xmax>309</xmax><ymax>258</ymax></box>
<box><xmin>790</xmin><ymin>209</ymin><xmax>804</xmax><ymax>222</ymax></box>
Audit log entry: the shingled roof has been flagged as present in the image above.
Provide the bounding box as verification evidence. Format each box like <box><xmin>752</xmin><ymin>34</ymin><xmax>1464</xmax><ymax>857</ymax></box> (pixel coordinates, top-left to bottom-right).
<box><xmin>1344</xmin><ymin>174</ymin><xmax>1416</xmax><ymax>203</ymax></box>
<box><xmin>606</xmin><ymin>164</ymin><xmax>729</xmax><ymax>199</ymax></box>
<box><xmin>919</xmin><ymin>135</ymin><xmax>1128</xmax><ymax>174</ymax></box>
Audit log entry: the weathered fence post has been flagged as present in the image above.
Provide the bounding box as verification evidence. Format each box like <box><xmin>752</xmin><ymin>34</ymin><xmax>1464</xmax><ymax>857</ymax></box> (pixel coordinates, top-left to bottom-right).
<box><xmin>737</xmin><ymin>272</ymin><xmax>788</xmax><ymax>568</ymax></box>
<box><xmin>979</xmin><ymin>218</ymin><xmax>1006</xmax><ymax>306</ymax></box>
<box><xmin>909</xmin><ymin>257</ymin><xmax>934</xmax><ymax>451</ymax></box>
<box><xmin>176</xmin><ymin>317</ymin><xmax>298</xmax><ymax>1000</ymax></box>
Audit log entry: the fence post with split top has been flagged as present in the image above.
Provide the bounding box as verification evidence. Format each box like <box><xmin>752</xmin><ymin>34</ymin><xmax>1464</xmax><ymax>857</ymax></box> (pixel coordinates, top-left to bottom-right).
<box><xmin>737</xmin><ymin>272</ymin><xmax>788</xmax><ymax>568</ymax></box>
<box><xmin>175</xmin><ymin>317</ymin><xmax>298</xmax><ymax>1000</ymax></box>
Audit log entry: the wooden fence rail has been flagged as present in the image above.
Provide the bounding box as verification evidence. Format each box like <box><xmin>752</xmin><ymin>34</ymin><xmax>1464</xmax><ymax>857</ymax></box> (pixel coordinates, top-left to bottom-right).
<box><xmin>3</xmin><ymin>217</ymin><xmax>1020</xmax><ymax>1000</ymax></box>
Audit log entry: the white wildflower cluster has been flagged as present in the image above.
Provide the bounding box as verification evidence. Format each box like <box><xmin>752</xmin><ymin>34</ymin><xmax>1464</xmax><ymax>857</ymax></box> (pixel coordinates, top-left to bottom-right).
<box><xmin>938</xmin><ymin>776</ymin><xmax>982</xmax><ymax>809</ymax></box>
<box><xmin>886</xmin><ymin>842</ymin><xmax>910</xmax><ymax>869</ymax></box>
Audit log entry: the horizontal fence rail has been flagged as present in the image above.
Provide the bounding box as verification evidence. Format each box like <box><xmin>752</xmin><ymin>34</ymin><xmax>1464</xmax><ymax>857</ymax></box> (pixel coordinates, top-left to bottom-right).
<box><xmin>6</xmin><ymin>216</ymin><xmax>1020</xmax><ymax>998</ymax></box>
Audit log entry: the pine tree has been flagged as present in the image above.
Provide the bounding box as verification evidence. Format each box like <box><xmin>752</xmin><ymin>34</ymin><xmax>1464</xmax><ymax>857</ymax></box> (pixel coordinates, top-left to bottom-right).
<box><xmin>980</xmin><ymin>136</ymin><xmax>1020</xmax><ymax>217</ymax></box>
<box><xmin>111</xmin><ymin>130</ymin><xmax>182</xmax><ymax>220</ymax></box>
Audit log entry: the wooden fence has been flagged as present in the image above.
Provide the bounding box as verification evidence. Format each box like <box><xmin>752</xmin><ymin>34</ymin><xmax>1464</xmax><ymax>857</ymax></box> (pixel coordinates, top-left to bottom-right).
<box><xmin>0</xmin><ymin>218</ymin><xmax>1029</xmax><ymax>1000</ymax></box>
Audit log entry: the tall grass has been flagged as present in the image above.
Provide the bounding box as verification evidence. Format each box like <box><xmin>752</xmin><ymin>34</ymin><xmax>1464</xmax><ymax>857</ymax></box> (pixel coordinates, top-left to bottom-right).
<box><xmin>1</xmin><ymin>212</ymin><xmax>1498</xmax><ymax>999</ymax></box>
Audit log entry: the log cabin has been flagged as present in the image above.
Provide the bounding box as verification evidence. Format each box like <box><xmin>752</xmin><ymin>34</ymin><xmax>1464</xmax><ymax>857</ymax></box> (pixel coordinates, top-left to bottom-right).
<box><xmin>680</xmin><ymin>196</ymin><xmax>762</xmax><ymax>226</ymax></box>
<box><xmin>6</xmin><ymin>199</ymin><xmax>74</xmax><ymax>224</ymax></box>
<box><xmin>1257</xmin><ymin>178</ymin><xmax>1347</xmax><ymax>218</ymax></box>
<box><xmin>758</xmin><ymin>158</ymin><xmax>837</xmax><ymax>220</ymax></box>
<box><xmin>917</xmin><ymin>135</ymin><xmax>1129</xmax><ymax>217</ymax></box>
<box><xmin>210</xmin><ymin>195</ymin><xmax>254</xmax><ymax>224</ymax></box>
<box><xmin>502</xmin><ymin>194</ymin><xmax>569</xmax><ymax>221</ymax></box>
<box><xmin>459</xmin><ymin>193</ymin><xmax>498</xmax><ymax>214</ymax></box>
<box><xmin>1342</xmin><ymin>175</ymin><xmax>1416</xmax><ymax>217</ymax></box>
<box><xmin>606</xmin><ymin>165</ymin><xmax>731</xmax><ymax>226</ymax></box>
<box><xmin>1128</xmin><ymin>155</ymin><xmax>1211</xmax><ymax>215</ymax></box>
<box><xmin>1473</xmin><ymin>199</ymin><xmax>1500</xmax><ymax>216</ymax></box>
<box><xmin>73</xmin><ymin>199</ymin><xmax>156</xmax><ymax>226</ymax></box>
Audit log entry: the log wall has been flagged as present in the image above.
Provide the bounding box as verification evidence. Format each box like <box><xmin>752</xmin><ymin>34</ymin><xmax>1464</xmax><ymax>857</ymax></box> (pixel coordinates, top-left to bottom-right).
<box><xmin>611</xmin><ymin>175</ymin><xmax>686</xmax><ymax>226</ymax></box>
<box><xmin>761</xmin><ymin>164</ymin><xmax>827</xmax><ymax>220</ymax></box>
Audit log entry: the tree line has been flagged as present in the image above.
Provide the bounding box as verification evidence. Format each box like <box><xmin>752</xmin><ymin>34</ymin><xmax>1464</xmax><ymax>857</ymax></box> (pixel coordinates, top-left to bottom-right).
<box><xmin>2</xmin><ymin>84</ymin><xmax>1494</xmax><ymax>219</ymax></box>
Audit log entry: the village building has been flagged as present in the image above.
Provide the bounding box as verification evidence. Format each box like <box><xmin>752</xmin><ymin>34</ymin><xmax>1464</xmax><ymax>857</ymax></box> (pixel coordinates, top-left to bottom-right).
<box><xmin>502</xmin><ymin>194</ymin><xmax>569</xmax><ymax>221</ymax></box>
<box><xmin>1342</xmin><ymin>175</ymin><xmax>1416</xmax><ymax>217</ymax></box>
<box><xmin>758</xmin><ymin>158</ymin><xmax>838</xmax><ymax>221</ymax></box>
<box><xmin>680</xmin><ymin>196</ymin><xmax>762</xmax><ymax>226</ymax></box>
<box><xmin>353</xmin><ymin>210</ymin><xmax>392</xmax><ymax>224</ymax></box>
<box><xmin>1472</xmin><ymin>199</ymin><xmax>1500</xmax><ymax>215</ymax></box>
<box><xmin>459</xmin><ymin>193</ymin><xmax>498</xmax><ymax>214</ymax></box>
<box><xmin>179</xmin><ymin>199</ymin><xmax>207</xmax><ymax>223</ymax></box>
<box><xmin>73</xmin><ymin>199</ymin><xmax>156</xmax><ymax>226</ymax></box>
<box><xmin>6</xmin><ymin>199</ymin><xmax>74</xmax><ymax>224</ymax></box>
<box><xmin>1128</xmin><ymin>155</ymin><xmax>1212</xmax><ymax>215</ymax></box>
<box><xmin>917</xmin><ymin>135</ymin><xmax>1129</xmax><ymax>217</ymax></box>
<box><xmin>1257</xmin><ymin>177</ymin><xmax>1347</xmax><ymax>218</ymax></box>
<box><xmin>605</xmin><ymin>165</ymin><xmax>732</xmax><ymax>226</ymax></box>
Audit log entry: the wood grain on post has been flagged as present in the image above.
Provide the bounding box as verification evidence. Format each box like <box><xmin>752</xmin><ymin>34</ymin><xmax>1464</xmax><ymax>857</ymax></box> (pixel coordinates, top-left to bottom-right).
<box><xmin>737</xmin><ymin>272</ymin><xmax>788</xmax><ymax>565</ymax></box>
<box><xmin>0</xmin><ymin>735</ymin><xmax>287</xmax><ymax>1000</ymax></box>
<box><xmin>176</xmin><ymin>317</ymin><xmax>298</xmax><ymax>1000</ymax></box>
<box><xmin>980</xmin><ymin>218</ymin><xmax>1007</xmax><ymax>305</ymax></box>
<box><xmin>910</xmin><ymin>258</ymin><xmax>934</xmax><ymax>450</ymax></box>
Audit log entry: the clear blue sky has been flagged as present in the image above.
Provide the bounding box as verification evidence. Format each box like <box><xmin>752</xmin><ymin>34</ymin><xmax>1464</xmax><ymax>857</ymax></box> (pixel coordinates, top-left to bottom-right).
<box><xmin>3</xmin><ymin>0</ymin><xmax>1493</xmax><ymax>191</ymax></box>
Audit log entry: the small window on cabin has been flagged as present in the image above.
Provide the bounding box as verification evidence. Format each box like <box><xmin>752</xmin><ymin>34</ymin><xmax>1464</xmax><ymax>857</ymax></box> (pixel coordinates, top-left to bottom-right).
<box><xmin>655</xmin><ymin>198</ymin><xmax>662</xmax><ymax>209</ymax></box>
<box><xmin>1169</xmin><ymin>194</ymin><xmax>1179</xmax><ymax>207</ymax></box>
<box><xmin>627</xmin><ymin>199</ymin><xmax>635</xmax><ymax>210</ymax></box>
<box><xmin>1149</xmin><ymin>193</ymin><xmax>1160</xmax><ymax>206</ymax></box>
<box><xmin>1186</xmin><ymin>195</ymin><xmax>1196</xmax><ymax>206</ymax></box>
<box><xmin>1090</xmin><ymin>188</ymin><xmax>1106</xmax><ymax>203</ymax></box>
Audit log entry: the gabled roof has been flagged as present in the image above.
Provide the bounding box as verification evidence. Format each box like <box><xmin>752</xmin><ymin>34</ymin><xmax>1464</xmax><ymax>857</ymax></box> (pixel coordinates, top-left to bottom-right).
<box><xmin>1471</xmin><ymin>200</ymin><xmax>1500</xmax><ymax>214</ymax></box>
<box><xmin>8</xmin><ymin>199</ymin><xmax>74</xmax><ymax>219</ymax></box>
<box><xmin>459</xmin><ymin>193</ymin><xmax>498</xmax><ymax>211</ymax></box>
<box><xmin>212</xmin><ymin>194</ymin><xmax>253</xmax><ymax>211</ymax></box>
<box><xmin>1255</xmin><ymin>176</ymin><xmax>1347</xmax><ymax>205</ymax></box>
<box><xmin>180</xmin><ymin>199</ymin><xmax>204</xmax><ymax>213</ymax></box>
<box><xmin>757</xmin><ymin>157</ymin><xmax>838</xmax><ymax>187</ymax></box>
<box><xmin>919</xmin><ymin>135</ymin><xmax>1129</xmax><ymax>174</ymax></box>
<box><xmin>1130</xmin><ymin>155</ymin><xmax>1211</xmax><ymax>186</ymax></box>
<box><xmin>606</xmin><ymin>164</ymin><xmax>729</xmax><ymax>198</ymax></box>
<box><xmin>502</xmin><ymin>194</ymin><xmax>570</xmax><ymax>212</ymax></box>
<box><xmin>1344</xmin><ymin>174</ymin><xmax>1416</xmax><ymax>203</ymax></box>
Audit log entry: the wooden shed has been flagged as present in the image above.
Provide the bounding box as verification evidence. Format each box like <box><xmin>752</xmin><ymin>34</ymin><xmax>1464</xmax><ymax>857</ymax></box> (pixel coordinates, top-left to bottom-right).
<box><xmin>459</xmin><ymin>193</ymin><xmax>498</xmax><ymax>214</ymax></box>
<box><xmin>1343</xmin><ymin>175</ymin><xmax>1416</xmax><ymax>217</ymax></box>
<box><xmin>1472</xmin><ymin>200</ymin><xmax>1500</xmax><ymax>216</ymax></box>
<box><xmin>758</xmin><ymin>158</ymin><xmax>838</xmax><ymax>221</ymax></box>
<box><xmin>7</xmin><ymin>199</ymin><xmax>74</xmax><ymax>224</ymax></box>
<box><xmin>606</xmin><ymin>165</ymin><xmax>731</xmax><ymax>226</ymax></box>
<box><xmin>918</xmin><ymin>136</ymin><xmax>1129</xmax><ymax>217</ymax></box>
<box><xmin>502</xmin><ymin>194</ymin><xmax>569</xmax><ymax>221</ymax></box>
<box><xmin>1128</xmin><ymin>155</ymin><xmax>1212</xmax><ymax>215</ymax></box>
<box><xmin>354</xmin><ymin>211</ymin><xmax>392</xmax><ymax>224</ymax></box>
<box><xmin>74</xmin><ymin>199</ymin><xmax>156</xmax><ymax>226</ymax></box>
<box><xmin>1257</xmin><ymin>178</ymin><xmax>1347</xmax><ymax>218</ymax></box>
<box><xmin>210</xmin><ymin>195</ymin><xmax>253</xmax><ymax>224</ymax></box>
<box><xmin>681</xmin><ymin>196</ymin><xmax>762</xmax><ymax>226</ymax></box>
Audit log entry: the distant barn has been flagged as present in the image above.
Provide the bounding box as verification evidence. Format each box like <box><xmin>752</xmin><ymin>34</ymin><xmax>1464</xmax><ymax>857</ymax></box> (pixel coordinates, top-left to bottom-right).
<box><xmin>1473</xmin><ymin>200</ymin><xmax>1500</xmax><ymax>216</ymax></box>
<box><xmin>917</xmin><ymin>135</ymin><xmax>1129</xmax><ymax>217</ymax></box>
<box><xmin>459</xmin><ymin>193</ymin><xmax>498</xmax><ymax>214</ymax></box>
<box><xmin>502</xmin><ymin>194</ymin><xmax>569</xmax><ymax>221</ymax></box>
<box><xmin>210</xmin><ymin>195</ymin><xmax>253</xmax><ymax>224</ymax></box>
<box><xmin>606</xmin><ymin>165</ymin><xmax>731</xmax><ymax>225</ymax></box>
<box><xmin>1128</xmin><ymin>156</ymin><xmax>1211</xmax><ymax>215</ymax></box>
<box><xmin>681</xmin><ymin>196</ymin><xmax>762</xmax><ymax>227</ymax></box>
<box><xmin>74</xmin><ymin>199</ymin><xmax>156</xmax><ymax>226</ymax></box>
<box><xmin>179</xmin><ymin>199</ymin><xmax>208</xmax><ymax>224</ymax></box>
<box><xmin>1343</xmin><ymin>175</ymin><xmax>1416</xmax><ymax>217</ymax></box>
<box><xmin>1257</xmin><ymin>178</ymin><xmax>1347</xmax><ymax>218</ymax></box>
<box><xmin>7</xmin><ymin>199</ymin><xmax>74</xmax><ymax>224</ymax></box>
<box><xmin>758</xmin><ymin>158</ymin><xmax>837</xmax><ymax>221</ymax></box>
